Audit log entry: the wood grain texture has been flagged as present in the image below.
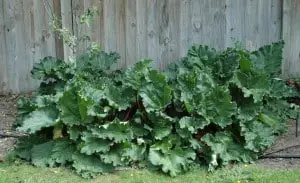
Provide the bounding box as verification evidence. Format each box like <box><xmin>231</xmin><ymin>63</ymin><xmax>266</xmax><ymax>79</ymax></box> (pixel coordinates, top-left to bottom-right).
<box><xmin>0</xmin><ymin>0</ymin><xmax>56</xmax><ymax>93</ymax></box>
<box><xmin>282</xmin><ymin>0</ymin><xmax>300</xmax><ymax>77</ymax></box>
<box><xmin>1</xmin><ymin>0</ymin><xmax>300</xmax><ymax>93</ymax></box>
<box><xmin>0</xmin><ymin>0</ymin><xmax>8</xmax><ymax>93</ymax></box>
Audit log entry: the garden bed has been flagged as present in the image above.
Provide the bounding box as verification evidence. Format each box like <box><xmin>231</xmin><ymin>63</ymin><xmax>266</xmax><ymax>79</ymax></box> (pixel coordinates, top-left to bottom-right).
<box><xmin>0</xmin><ymin>94</ymin><xmax>300</xmax><ymax>168</ymax></box>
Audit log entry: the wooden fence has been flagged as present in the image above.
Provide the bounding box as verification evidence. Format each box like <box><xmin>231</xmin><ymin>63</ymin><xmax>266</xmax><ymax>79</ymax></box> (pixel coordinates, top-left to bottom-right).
<box><xmin>0</xmin><ymin>0</ymin><xmax>300</xmax><ymax>94</ymax></box>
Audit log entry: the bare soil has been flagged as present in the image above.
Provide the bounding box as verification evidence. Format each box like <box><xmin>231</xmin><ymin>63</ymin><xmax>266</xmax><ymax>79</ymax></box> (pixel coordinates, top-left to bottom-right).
<box><xmin>257</xmin><ymin>120</ymin><xmax>300</xmax><ymax>169</ymax></box>
<box><xmin>0</xmin><ymin>95</ymin><xmax>300</xmax><ymax>168</ymax></box>
<box><xmin>0</xmin><ymin>94</ymin><xmax>19</xmax><ymax>160</ymax></box>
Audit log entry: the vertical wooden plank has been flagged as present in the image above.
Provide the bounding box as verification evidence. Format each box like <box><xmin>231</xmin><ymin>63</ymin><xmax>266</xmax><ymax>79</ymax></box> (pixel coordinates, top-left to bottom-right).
<box><xmin>146</xmin><ymin>0</ymin><xmax>159</xmax><ymax>69</ymax></box>
<box><xmin>156</xmin><ymin>0</ymin><xmax>169</xmax><ymax>69</ymax></box>
<box><xmin>115</xmin><ymin>0</ymin><xmax>126</xmax><ymax>68</ymax></box>
<box><xmin>98</xmin><ymin>0</ymin><xmax>104</xmax><ymax>49</ymax></box>
<box><xmin>53</xmin><ymin>0</ymin><xmax>64</xmax><ymax>59</ymax></box>
<box><xmin>225</xmin><ymin>0</ymin><xmax>281</xmax><ymax>50</ymax></box>
<box><xmin>103</xmin><ymin>0</ymin><xmax>116</xmax><ymax>52</ymax></box>
<box><xmin>282</xmin><ymin>0</ymin><xmax>300</xmax><ymax>77</ymax></box>
<box><xmin>136</xmin><ymin>0</ymin><xmax>148</xmax><ymax>60</ymax></box>
<box><xmin>0</xmin><ymin>0</ymin><xmax>8</xmax><ymax>93</ymax></box>
<box><xmin>30</xmin><ymin>0</ymin><xmax>56</xmax><ymax>90</ymax></box>
<box><xmin>83</xmin><ymin>0</ymin><xmax>102</xmax><ymax>47</ymax></box>
<box><xmin>4</xmin><ymin>0</ymin><xmax>19</xmax><ymax>92</ymax></box>
<box><xmin>225</xmin><ymin>0</ymin><xmax>245</xmax><ymax>48</ymax></box>
<box><xmin>208</xmin><ymin>0</ymin><xmax>227</xmax><ymax>50</ymax></box>
<box><xmin>282</xmin><ymin>0</ymin><xmax>292</xmax><ymax>77</ymax></box>
<box><xmin>72</xmin><ymin>0</ymin><xmax>85</xmax><ymax>55</ymax></box>
<box><xmin>190</xmin><ymin>0</ymin><xmax>203</xmax><ymax>46</ymax></box>
<box><xmin>125</xmin><ymin>0</ymin><xmax>137</xmax><ymax>66</ymax></box>
<box><xmin>190</xmin><ymin>0</ymin><xmax>226</xmax><ymax>50</ymax></box>
<box><xmin>269</xmin><ymin>0</ymin><xmax>282</xmax><ymax>43</ymax></box>
<box><xmin>167</xmin><ymin>0</ymin><xmax>180</xmax><ymax>65</ymax></box>
<box><xmin>61</xmin><ymin>0</ymin><xmax>73</xmax><ymax>62</ymax></box>
<box><xmin>21</xmin><ymin>0</ymin><xmax>33</xmax><ymax>92</ymax></box>
<box><xmin>179</xmin><ymin>0</ymin><xmax>191</xmax><ymax>57</ymax></box>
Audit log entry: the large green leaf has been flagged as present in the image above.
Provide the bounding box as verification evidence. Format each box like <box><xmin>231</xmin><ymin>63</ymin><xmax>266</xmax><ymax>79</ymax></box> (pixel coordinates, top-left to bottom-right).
<box><xmin>14</xmin><ymin>98</ymin><xmax>37</xmax><ymax>127</ymax></box>
<box><xmin>240</xmin><ymin>121</ymin><xmax>275</xmax><ymax>152</ymax></box>
<box><xmin>148</xmin><ymin>112</ymin><xmax>175</xmax><ymax>140</ymax></box>
<box><xmin>51</xmin><ymin>139</ymin><xmax>76</xmax><ymax>164</ymax></box>
<box><xmin>123</xmin><ymin>143</ymin><xmax>147</xmax><ymax>162</ymax></box>
<box><xmin>80</xmin><ymin>132</ymin><xmax>112</xmax><ymax>155</ymax></box>
<box><xmin>140</xmin><ymin>70</ymin><xmax>172</xmax><ymax>112</ymax></box>
<box><xmin>31</xmin><ymin>141</ymin><xmax>55</xmax><ymax>167</ymax></box>
<box><xmin>202</xmin><ymin>132</ymin><xmax>256</xmax><ymax>170</ymax></box>
<box><xmin>31</xmin><ymin>56</ymin><xmax>71</xmax><ymax>81</ymax></box>
<box><xmin>123</xmin><ymin>59</ymin><xmax>152</xmax><ymax>89</ymax></box>
<box><xmin>13</xmin><ymin>135</ymin><xmax>47</xmax><ymax>161</ymax></box>
<box><xmin>91</xmin><ymin>118</ymin><xmax>133</xmax><ymax>143</ymax></box>
<box><xmin>17</xmin><ymin>107</ymin><xmax>59</xmax><ymax>134</ymax></box>
<box><xmin>233</xmin><ymin>70</ymin><xmax>270</xmax><ymax>103</ymax></box>
<box><xmin>178</xmin><ymin>116</ymin><xmax>210</xmax><ymax>133</ymax></box>
<box><xmin>187</xmin><ymin>45</ymin><xmax>218</xmax><ymax>69</ymax></box>
<box><xmin>76</xmin><ymin>51</ymin><xmax>120</xmax><ymax>72</ymax></box>
<box><xmin>72</xmin><ymin>153</ymin><xmax>114</xmax><ymax>178</ymax></box>
<box><xmin>251</xmin><ymin>41</ymin><xmax>284</xmax><ymax>78</ymax></box>
<box><xmin>58</xmin><ymin>91</ymin><xmax>91</xmax><ymax>125</ymax></box>
<box><xmin>176</xmin><ymin>68</ymin><xmax>215</xmax><ymax>112</ymax></box>
<box><xmin>103</xmin><ymin>85</ymin><xmax>134</xmax><ymax>110</ymax></box>
<box><xmin>270</xmin><ymin>79</ymin><xmax>299</xmax><ymax>99</ymax></box>
<box><xmin>100</xmin><ymin>144</ymin><xmax>127</xmax><ymax>166</ymax></box>
<box><xmin>149</xmin><ymin>146</ymin><xmax>196</xmax><ymax>177</ymax></box>
<box><xmin>200</xmin><ymin>86</ymin><xmax>237</xmax><ymax>128</ymax></box>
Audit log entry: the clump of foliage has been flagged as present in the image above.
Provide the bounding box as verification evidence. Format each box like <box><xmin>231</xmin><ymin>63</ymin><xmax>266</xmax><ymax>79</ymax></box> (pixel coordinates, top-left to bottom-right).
<box><xmin>11</xmin><ymin>41</ymin><xmax>299</xmax><ymax>178</ymax></box>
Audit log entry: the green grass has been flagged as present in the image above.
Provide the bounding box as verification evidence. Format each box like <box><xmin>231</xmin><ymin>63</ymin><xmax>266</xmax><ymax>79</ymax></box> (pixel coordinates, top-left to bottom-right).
<box><xmin>1</xmin><ymin>163</ymin><xmax>300</xmax><ymax>183</ymax></box>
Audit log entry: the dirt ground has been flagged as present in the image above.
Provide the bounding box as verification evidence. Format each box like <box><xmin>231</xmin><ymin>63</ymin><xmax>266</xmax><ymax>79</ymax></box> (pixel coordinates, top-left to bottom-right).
<box><xmin>0</xmin><ymin>95</ymin><xmax>300</xmax><ymax>168</ymax></box>
<box><xmin>0</xmin><ymin>94</ymin><xmax>19</xmax><ymax>160</ymax></box>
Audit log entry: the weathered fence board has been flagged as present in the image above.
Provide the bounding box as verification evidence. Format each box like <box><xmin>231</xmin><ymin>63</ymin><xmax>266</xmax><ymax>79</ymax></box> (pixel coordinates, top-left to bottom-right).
<box><xmin>0</xmin><ymin>0</ymin><xmax>56</xmax><ymax>94</ymax></box>
<box><xmin>282</xmin><ymin>0</ymin><xmax>300</xmax><ymax>78</ymax></box>
<box><xmin>62</xmin><ymin>0</ymin><xmax>283</xmax><ymax>69</ymax></box>
<box><xmin>0</xmin><ymin>0</ymin><xmax>300</xmax><ymax>93</ymax></box>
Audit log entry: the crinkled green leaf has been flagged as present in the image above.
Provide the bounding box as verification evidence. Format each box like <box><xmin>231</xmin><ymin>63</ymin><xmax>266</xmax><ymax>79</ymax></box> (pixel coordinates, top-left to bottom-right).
<box><xmin>100</xmin><ymin>145</ymin><xmax>126</xmax><ymax>166</ymax></box>
<box><xmin>103</xmin><ymin>85</ymin><xmax>134</xmax><ymax>110</ymax></box>
<box><xmin>51</xmin><ymin>139</ymin><xmax>76</xmax><ymax>164</ymax></box>
<box><xmin>140</xmin><ymin>70</ymin><xmax>172</xmax><ymax>112</ymax></box>
<box><xmin>14</xmin><ymin>97</ymin><xmax>37</xmax><ymax>127</ymax></box>
<box><xmin>200</xmin><ymin>87</ymin><xmax>237</xmax><ymax>128</ymax></box>
<box><xmin>148</xmin><ymin>112</ymin><xmax>175</xmax><ymax>140</ymax></box>
<box><xmin>179</xmin><ymin>116</ymin><xmax>210</xmax><ymax>133</ymax></box>
<box><xmin>251</xmin><ymin>41</ymin><xmax>284</xmax><ymax>78</ymax></box>
<box><xmin>76</xmin><ymin>51</ymin><xmax>120</xmax><ymax>72</ymax></box>
<box><xmin>13</xmin><ymin>135</ymin><xmax>47</xmax><ymax>161</ymax></box>
<box><xmin>123</xmin><ymin>59</ymin><xmax>152</xmax><ymax>89</ymax></box>
<box><xmin>233</xmin><ymin>70</ymin><xmax>270</xmax><ymax>103</ymax></box>
<box><xmin>202</xmin><ymin>132</ymin><xmax>256</xmax><ymax>169</ymax></box>
<box><xmin>58</xmin><ymin>91</ymin><xmax>91</xmax><ymax>125</ymax></box>
<box><xmin>176</xmin><ymin>69</ymin><xmax>215</xmax><ymax>112</ymax></box>
<box><xmin>240</xmin><ymin>121</ymin><xmax>275</xmax><ymax>152</ymax></box>
<box><xmin>91</xmin><ymin>118</ymin><xmax>133</xmax><ymax>143</ymax></box>
<box><xmin>17</xmin><ymin>107</ymin><xmax>59</xmax><ymax>134</ymax></box>
<box><xmin>123</xmin><ymin>143</ymin><xmax>147</xmax><ymax>162</ymax></box>
<box><xmin>72</xmin><ymin>153</ymin><xmax>114</xmax><ymax>178</ymax></box>
<box><xmin>68</xmin><ymin>126</ymin><xmax>81</xmax><ymax>140</ymax></box>
<box><xmin>149</xmin><ymin>146</ymin><xmax>196</xmax><ymax>177</ymax></box>
<box><xmin>270</xmin><ymin>79</ymin><xmax>299</xmax><ymax>98</ymax></box>
<box><xmin>213</xmin><ymin>48</ymin><xmax>241</xmax><ymax>82</ymax></box>
<box><xmin>31</xmin><ymin>141</ymin><xmax>55</xmax><ymax>167</ymax></box>
<box><xmin>80</xmin><ymin>132</ymin><xmax>112</xmax><ymax>155</ymax></box>
<box><xmin>31</xmin><ymin>56</ymin><xmax>71</xmax><ymax>81</ymax></box>
<box><xmin>187</xmin><ymin>45</ymin><xmax>218</xmax><ymax>68</ymax></box>
<box><xmin>237</xmin><ymin>99</ymin><xmax>262</xmax><ymax>121</ymax></box>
